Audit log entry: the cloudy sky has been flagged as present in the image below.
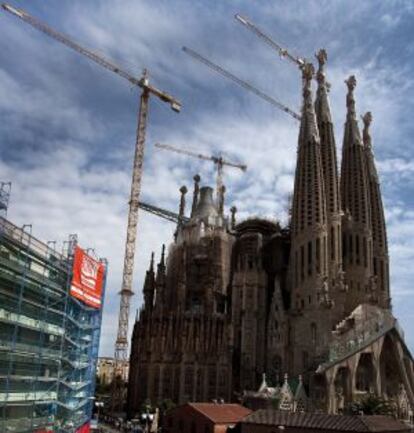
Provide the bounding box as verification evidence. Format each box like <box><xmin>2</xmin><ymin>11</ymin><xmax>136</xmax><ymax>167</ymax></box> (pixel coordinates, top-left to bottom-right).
<box><xmin>1</xmin><ymin>0</ymin><xmax>413</xmax><ymax>356</ymax></box>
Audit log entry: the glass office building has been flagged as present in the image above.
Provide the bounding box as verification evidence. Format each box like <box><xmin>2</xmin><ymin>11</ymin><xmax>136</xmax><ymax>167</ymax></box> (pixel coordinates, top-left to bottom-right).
<box><xmin>0</xmin><ymin>216</ymin><xmax>107</xmax><ymax>432</ymax></box>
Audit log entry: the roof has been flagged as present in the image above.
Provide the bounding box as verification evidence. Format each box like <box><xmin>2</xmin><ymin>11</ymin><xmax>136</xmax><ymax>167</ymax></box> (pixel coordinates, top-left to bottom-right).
<box><xmin>188</xmin><ymin>403</ymin><xmax>252</xmax><ymax>424</ymax></box>
<box><xmin>242</xmin><ymin>410</ymin><xmax>409</xmax><ymax>432</ymax></box>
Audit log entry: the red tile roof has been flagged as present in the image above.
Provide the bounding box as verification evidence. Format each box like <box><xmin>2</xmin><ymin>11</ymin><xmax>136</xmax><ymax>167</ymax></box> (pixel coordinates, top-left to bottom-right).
<box><xmin>242</xmin><ymin>410</ymin><xmax>409</xmax><ymax>432</ymax></box>
<box><xmin>188</xmin><ymin>403</ymin><xmax>252</xmax><ymax>424</ymax></box>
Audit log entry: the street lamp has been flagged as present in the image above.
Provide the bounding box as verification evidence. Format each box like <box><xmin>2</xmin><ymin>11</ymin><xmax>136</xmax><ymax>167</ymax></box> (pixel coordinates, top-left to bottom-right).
<box><xmin>95</xmin><ymin>401</ymin><xmax>104</xmax><ymax>426</ymax></box>
<box><xmin>141</xmin><ymin>409</ymin><xmax>154</xmax><ymax>433</ymax></box>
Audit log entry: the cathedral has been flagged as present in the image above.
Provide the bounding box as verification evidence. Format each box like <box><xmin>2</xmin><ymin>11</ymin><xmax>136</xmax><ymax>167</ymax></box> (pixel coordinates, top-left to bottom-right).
<box><xmin>127</xmin><ymin>50</ymin><xmax>414</xmax><ymax>418</ymax></box>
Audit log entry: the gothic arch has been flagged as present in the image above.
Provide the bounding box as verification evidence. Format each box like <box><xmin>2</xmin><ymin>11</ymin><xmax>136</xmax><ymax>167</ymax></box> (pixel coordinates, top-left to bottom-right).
<box><xmin>311</xmin><ymin>374</ymin><xmax>327</xmax><ymax>410</ymax></box>
<box><xmin>380</xmin><ymin>334</ymin><xmax>401</xmax><ymax>398</ymax></box>
<box><xmin>334</xmin><ymin>366</ymin><xmax>351</xmax><ymax>413</ymax></box>
<box><xmin>355</xmin><ymin>353</ymin><xmax>375</xmax><ymax>393</ymax></box>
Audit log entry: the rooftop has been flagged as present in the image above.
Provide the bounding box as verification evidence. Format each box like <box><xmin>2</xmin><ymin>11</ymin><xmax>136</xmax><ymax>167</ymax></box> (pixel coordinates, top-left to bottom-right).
<box><xmin>187</xmin><ymin>403</ymin><xmax>252</xmax><ymax>424</ymax></box>
<box><xmin>242</xmin><ymin>410</ymin><xmax>409</xmax><ymax>432</ymax></box>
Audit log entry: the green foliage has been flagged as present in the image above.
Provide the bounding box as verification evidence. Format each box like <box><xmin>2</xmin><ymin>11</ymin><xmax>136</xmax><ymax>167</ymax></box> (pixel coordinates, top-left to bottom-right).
<box><xmin>160</xmin><ymin>399</ymin><xmax>176</xmax><ymax>413</ymax></box>
<box><xmin>346</xmin><ymin>394</ymin><xmax>396</xmax><ymax>416</ymax></box>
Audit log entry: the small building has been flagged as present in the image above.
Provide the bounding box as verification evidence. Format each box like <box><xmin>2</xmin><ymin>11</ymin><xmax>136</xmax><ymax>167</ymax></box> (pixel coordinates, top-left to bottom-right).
<box><xmin>240</xmin><ymin>410</ymin><xmax>410</xmax><ymax>433</ymax></box>
<box><xmin>164</xmin><ymin>403</ymin><xmax>252</xmax><ymax>433</ymax></box>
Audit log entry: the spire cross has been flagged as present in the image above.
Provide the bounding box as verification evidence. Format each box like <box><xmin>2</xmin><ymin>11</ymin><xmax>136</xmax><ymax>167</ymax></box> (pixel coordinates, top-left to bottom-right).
<box><xmin>362</xmin><ymin>111</ymin><xmax>373</xmax><ymax>148</ymax></box>
<box><xmin>345</xmin><ymin>75</ymin><xmax>357</xmax><ymax>118</ymax></box>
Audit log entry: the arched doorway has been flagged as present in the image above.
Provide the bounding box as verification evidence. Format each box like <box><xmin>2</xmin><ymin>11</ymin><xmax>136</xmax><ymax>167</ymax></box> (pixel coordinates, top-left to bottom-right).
<box><xmin>334</xmin><ymin>367</ymin><xmax>351</xmax><ymax>413</ymax></box>
<box><xmin>356</xmin><ymin>353</ymin><xmax>375</xmax><ymax>393</ymax></box>
<box><xmin>380</xmin><ymin>335</ymin><xmax>401</xmax><ymax>398</ymax></box>
<box><xmin>311</xmin><ymin>373</ymin><xmax>327</xmax><ymax>411</ymax></box>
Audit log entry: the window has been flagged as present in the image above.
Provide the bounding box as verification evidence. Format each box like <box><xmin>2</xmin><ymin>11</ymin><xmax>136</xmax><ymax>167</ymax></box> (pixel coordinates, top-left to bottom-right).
<box><xmin>308</xmin><ymin>241</ymin><xmax>312</xmax><ymax>276</ymax></box>
<box><xmin>311</xmin><ymin>323</ymin><xmax>317</xmax><ymax>344</ymax></box>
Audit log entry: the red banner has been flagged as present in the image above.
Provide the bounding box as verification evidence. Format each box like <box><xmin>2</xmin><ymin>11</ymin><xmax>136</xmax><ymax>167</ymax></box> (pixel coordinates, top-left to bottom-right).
<box><xmin>76</xmin><ymin>422</ymin><xmax>90</xmax><ymax>433</ymax></box>
<box><xmin>70</xmin><ymin>246</ymin><xmax>105</xmax><ymax>309</ymax></box>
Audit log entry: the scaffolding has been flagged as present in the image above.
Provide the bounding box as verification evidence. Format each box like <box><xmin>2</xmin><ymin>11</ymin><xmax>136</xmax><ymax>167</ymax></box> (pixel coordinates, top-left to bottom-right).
<box><xmin>0</xmin><ymin>216</ymin><xmax>107</xmax><ymax>433</ymax></box>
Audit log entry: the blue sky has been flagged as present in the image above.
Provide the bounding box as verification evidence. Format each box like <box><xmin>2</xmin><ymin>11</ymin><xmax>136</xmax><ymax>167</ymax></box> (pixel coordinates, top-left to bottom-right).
<box><xmin>1</xmin><ymin>0</ymin><xmax>413</xmax><ymax>356</ymax></box>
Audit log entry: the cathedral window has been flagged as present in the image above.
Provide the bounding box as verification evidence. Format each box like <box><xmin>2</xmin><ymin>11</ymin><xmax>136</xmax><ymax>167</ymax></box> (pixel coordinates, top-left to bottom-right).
<box><xmin>307</xmin><ymin>241</ymin><xmax>312</xmax><ymax>276</ymax></box>
<box><xmin>153</xmin><ymin>366</ymin><xmax>160</xmax><ymax>400</ymax></box>
<box><xmin>288</xmin><ymin>326</ymin><xmax>294</xmax><ymax>345</ymax></box>
<box><xmin>311</xmin><ymin>323</ymin><xmax>317</xmax><ymax>345</ymax></box>
<box><xmin>316</xmin><ymin>238</ymin><xmax>321</xmax><ymax>273</ymax></box>
<box><xmin>302</xmin><ymin>351</ymin><xmax>309</xmax><ymax>369</ymax></box>
<box><xmin>300</xmin><ymin>246</ymin><xmax>305</xmax><ymax>281</ymax></box>
<box><xmin>363</xmin><ymin>237</ymin><xmax>368</xmax><ymax>268</ymax></box>
<box><xmin>349</xmin><ymin>235</ymin><xmax>353</xmax><ymax>264</ymax></box>
<box><xmin>356</xmin><ymin>235</ymin><xmax>360</xmax><ymax>265</ymax></box>
<box><xmin>330</xmin><ymin>227</ymin><xmax>335</xmax><ymax>260</ymax></box>
<box><xmin>342</xmin><ymin>233</ymin><xmax>347</xmax><ymax>262</ymax></box>
<box><xmin>184</xmin><ymin>367</ymin><xmax>194</xmax><ymax>399</ymax></box>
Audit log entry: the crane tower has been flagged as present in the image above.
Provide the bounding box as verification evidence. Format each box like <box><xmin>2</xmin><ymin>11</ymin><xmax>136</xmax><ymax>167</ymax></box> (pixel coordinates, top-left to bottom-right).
<box><xmin>1</xmin><ymin>2</ymin><xmax>182</xmax><ymax>411</ymax></box>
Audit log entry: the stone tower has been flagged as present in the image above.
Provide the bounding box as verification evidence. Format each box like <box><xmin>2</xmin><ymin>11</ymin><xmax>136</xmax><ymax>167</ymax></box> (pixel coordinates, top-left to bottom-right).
<box><xmin>362</xmin><ymin>112</ymin><xmax>390</xmax><ymax>308</ymax></box>
<box><xmin>314</xmin><ymin>50</ymin><xmax>343</xmax><ymax>293</ymax></box>
<box><xmin>127</xmin><ymin>49</ymin><xmax>414</xmax><ymax>419</ymax></box>
<box><xmin>127</xmin><ymin>184</ymin><xmax>234</xmax><ymax>416</ymax></box>
<box><xmin>340</xmin><ymin>76</ymin><xmax>374</xmax><ymax>313</ymax></box>
<box><xmin>289</xmin><ymin>63</ymin><xmax>329</xmax><ymax>373</ymax></box>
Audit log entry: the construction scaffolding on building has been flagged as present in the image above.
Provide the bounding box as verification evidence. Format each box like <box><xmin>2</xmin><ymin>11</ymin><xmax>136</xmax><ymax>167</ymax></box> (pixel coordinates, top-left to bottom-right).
<box><xmin>0</xmin><ymin>216</ymin><xmax>107</xmax><ymax>433</ymax></box>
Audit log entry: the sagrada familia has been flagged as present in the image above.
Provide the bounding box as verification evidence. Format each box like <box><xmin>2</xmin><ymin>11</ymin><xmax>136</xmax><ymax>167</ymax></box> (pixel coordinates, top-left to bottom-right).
<box><xmin>127</xmin><ymin>50</ymin><xmax>414</xmax><ymax>418</ymax></box>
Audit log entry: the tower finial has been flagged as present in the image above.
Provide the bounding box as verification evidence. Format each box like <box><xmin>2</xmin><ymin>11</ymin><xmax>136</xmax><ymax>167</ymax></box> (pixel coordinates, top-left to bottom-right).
<box><xmin>315</xmin><ymin>49</ymin><xmax>327</xmax><ymax>84</ymax></box>
<box><xmin>150</xmin><ymin>251</ymin><xmax>155</xmax><ymax>271</ymax></box>
<box><xmin>230</xmin><ymin>206</ymin><xmax>237</xmax><ymax>229</ymax></box>
<box><xmin>179</xmin><ymin>185</ymin><xmax>188</xmax><ymax>218</ymax></box>
<box><xmin>345</xmin><ymin>75</ymin><xmax>357</xmax><ymax>119</ymax></box>
<box><xmin>362</xmin><ymin>111</ymin><xmax>373</xmax><ymax>148</ymax></box>
<box><xmin>191</xmin><ymin>174</ymin><xmax>201</xmax><ymax>217</ymax></box>
<box><xmin>302</xmin><ymin>62</ymin><xmax>314</xmax><ymax>96</ymax></box>
<box><xmin>161</xmin><ymin>244</ymin><xmax>165</xmax><ymax>265</ymax></box>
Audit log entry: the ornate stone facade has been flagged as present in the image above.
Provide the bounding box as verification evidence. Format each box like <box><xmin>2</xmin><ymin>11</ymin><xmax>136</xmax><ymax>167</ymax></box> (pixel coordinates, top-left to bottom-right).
<box><xmin>127</xmin><ymin>51</ymin><xmax>414</xmax><ymax>418</ymax></box>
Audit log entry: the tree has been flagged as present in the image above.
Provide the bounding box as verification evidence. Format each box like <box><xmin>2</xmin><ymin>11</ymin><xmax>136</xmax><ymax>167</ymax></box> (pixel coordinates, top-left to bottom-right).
<box><xmin>346</xmin><ymin>394</ymin><xmax>396</xmax><ymax>416</ymax></box>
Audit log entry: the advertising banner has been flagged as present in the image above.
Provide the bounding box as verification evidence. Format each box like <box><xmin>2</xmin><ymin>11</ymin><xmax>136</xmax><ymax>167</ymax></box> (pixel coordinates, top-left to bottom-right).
<box><xmin>70</xmin><ymin>246</ymin><xmax>105</xmax><ymax>309</ymax></box>
<box><xmin>76</xmin><ymin>423</ymin><xmax>91</xmax><ymax>433</ymax></box>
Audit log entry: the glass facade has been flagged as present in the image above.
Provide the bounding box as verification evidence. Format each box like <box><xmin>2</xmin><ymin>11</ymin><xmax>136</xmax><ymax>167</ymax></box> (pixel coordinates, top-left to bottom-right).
<box><xmin>0</xmin><ymin>216</ymin><xmax>107</xmax><ymax>432</ymax></box>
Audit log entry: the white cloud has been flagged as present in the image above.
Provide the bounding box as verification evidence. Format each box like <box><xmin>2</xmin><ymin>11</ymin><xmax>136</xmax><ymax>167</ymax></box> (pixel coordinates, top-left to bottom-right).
<box><xmin>1</xmin><ymin>0</ymin><xmax>414</xmax><ymax>354</ymax></box>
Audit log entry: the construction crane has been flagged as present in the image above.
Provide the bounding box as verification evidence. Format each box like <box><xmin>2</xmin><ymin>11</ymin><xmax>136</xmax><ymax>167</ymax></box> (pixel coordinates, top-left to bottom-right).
<box><xmin>155</xmin><ymin>142</ymin><xmax>247</xmax><ymax>208</ymax></box>
<box><xmin>139</xmin><ymin>200</ymin><xmax>189</xmax><ymax>224</ymax></box>
<box><xmin>2</xmin><ymin>3</ymin><xmax>181</xmax><ymax>411</ymax></box>
<box><xmin>182</xmin><ymin>46</ymin><xmax>301</xmax><ymax>121</ymax></box>
<box><xmin>234</xmin><ymin>14</ymin><xmax>306</xmax><ymax>71</ymax></box>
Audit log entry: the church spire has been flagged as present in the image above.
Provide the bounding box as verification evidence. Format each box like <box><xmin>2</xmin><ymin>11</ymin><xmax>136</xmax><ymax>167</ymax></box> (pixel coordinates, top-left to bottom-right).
<box><xmin>362</xmin><ymin>112</ymin><xmax>390</xmax><ymax>308</ymax></box>
<box><xmin>290</xmin><ymin>62</ymin><xmax>328</xmax><ymax>309</ymax></box>
<box><xmin>314</xmin><ymin>49</ymin><xmax>343</xmax><ymax>291</ymax></box>
<box><xmin>143</xmin><ymin>252</ymin><xmax>155</xmax><ymax>311</ymax></box>
<box><xmin>154</xmin><ymin>244</ymin><xmax>167</xmax><ymax>313</ymax></box>
<box><xmin>340</xmin><ymin>76</ymin><xmax>374</xmax><ymax>312</ymax></box>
